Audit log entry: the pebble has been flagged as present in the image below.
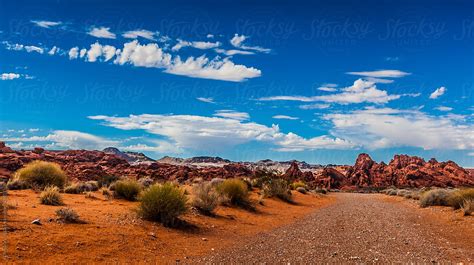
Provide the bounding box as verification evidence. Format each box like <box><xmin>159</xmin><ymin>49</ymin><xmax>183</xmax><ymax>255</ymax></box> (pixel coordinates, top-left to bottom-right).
<box><xmin>31</xmin><ymin>219</ymin><xmax>41</xmax><ymax>225</ymax></box>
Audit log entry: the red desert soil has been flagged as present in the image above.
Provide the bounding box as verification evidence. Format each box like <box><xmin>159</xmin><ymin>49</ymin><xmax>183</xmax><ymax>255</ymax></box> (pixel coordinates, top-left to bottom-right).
<box><xmin>195</xmin><ymin>193</ymin><xmax>474</xmax><ymax>264</ymax></box>
<box><xmin>1</xmin><ymin>189</ymin><xmax>333</xmax><ymax>263</ymax></box>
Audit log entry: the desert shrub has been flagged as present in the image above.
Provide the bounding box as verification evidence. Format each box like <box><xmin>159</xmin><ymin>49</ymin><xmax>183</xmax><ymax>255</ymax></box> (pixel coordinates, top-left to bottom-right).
<box><xmin>447</xmin><ymin>188</ymin><xmax>474</xmax><ymax>209</ymax></box>
<box><xmin>397</xmin><ymin>189</ymin><xmax>408</xmax><ymax>196</ymax></box>
<box><xmin>64</xmin><ymin>181</ymin><xmax>99</xmax><ymax>194</ymax></box>
<box><xmin>137</xmin><ymin>183</ymin><xmax>188</xmax><ymax>226</ymax></box>
<box><xmin>100</xmin><ymin>187</ymin><xmax>112</xmax><ymax>198</ymax></box>
<box><xmin>419</xmin><ymin>189</ymin><xmax>453</xmax><ymax>208</ymax></box>
<box><xmin>113</xmin><ymin>180</ymin><xmax>141</xmax><ymax>201</ymax></box>
<box><xmin>56</xmin><ymin>208</ymin><xmax>81</xmax><ymax>223</ymax></box>
<box><xmin>296</xmin><ymin>186</ymin><xmax>307</xmax><ymax>194</ymax></box>
<box><xmin>388</xmin><ymin>190</ymin><xmax>398</xmax><ymax>196</ymax></box>
<box><xmin>242</xmin><ymin>178</ymin><xmax>253</xmax><ymax>190</ymax></box>
<box><xmin>192</xmin><ymin>182</ymin><xmax>219</xmax><ymax>215</ymax></box>
<box><xmin>15</xmin><ymin>161</ymin><xmax>67</xmax><ymax>189</ymax></box>
<box><xmin>84</xmin><ymin>192</ymin><xmax>96</xmax><ymax>199</ymax></box>
<box><xmin>252</xmin><ymin>169</ymin><xmax>280</xmax><ymax>189</ymax></box>
<box><xmin>192</xmin><ymin>177</ymin><xmax>204</xmax><ymax>184</ymax></box>
<box><xmin>314</xmin><ymin>188</ymin><xmax>327</xmax><ymax>194</ymax></box>
<box><xmin>97</xmin><ymin>175</ymin><xmax>120</xmax><ymax>188</ymax></box>
<box><xmin>461</xmin><ymin>199</ymin><xmax>474</xmax><ymax>216</ymax></box>
<box><xmin>217</xmin><ymin>179</ymin><xmax>252</xmax><ymax>209</ymax></box>
<box><xmin>6</xmin><ymin>179</ymin><xmax>29</xmax><ymax>190</ymax></box>
<box><xmin>40</xmin><ymin>186</ymin><xmax>63</xmax><ymax>206</ymax></box>
<box><xmin>64</xmin><ymin>183</ymin><xmax>81</xmax><ymax>194</ymax></box>
<box><xmin>209</xmin><ymin>178</ymin><xmax>224</xmax><ymax>187</ymax></box>
<box><xmin>290</xmin><ymin>181</ymin><xmax>306</xmax><ymax>190</ymax></box>
<box><xmin>138</xmin><ymin>177</ymin><xmax>154</xmax><ymax>188</ymax></box>
<box><xmin>262</xmin><ymin>178</ymin><xmax>293</xmax><ymax>203</ymax></box>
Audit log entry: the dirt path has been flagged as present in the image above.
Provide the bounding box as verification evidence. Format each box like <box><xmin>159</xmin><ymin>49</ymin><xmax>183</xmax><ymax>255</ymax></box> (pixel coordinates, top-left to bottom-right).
<box><xmin>193</xmin><ymin>193</ymin><xmax>474</xmax><ymax>263</ymax></box>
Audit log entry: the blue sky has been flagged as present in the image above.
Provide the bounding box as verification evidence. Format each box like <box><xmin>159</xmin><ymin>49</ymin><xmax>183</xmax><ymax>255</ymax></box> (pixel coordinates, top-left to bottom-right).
<box><xmin>0</xmin><ymin>0</ymin><xmax>473</xmax><ymax>166</ymax></box>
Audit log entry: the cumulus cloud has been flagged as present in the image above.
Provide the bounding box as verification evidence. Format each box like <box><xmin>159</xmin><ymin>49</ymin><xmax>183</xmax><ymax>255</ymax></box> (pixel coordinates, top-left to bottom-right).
<box><xmin>171</xmin><ymin>39</ymin><xmax>221</xmax><ymax>51</ymax></box>
<box><xmin>299</xmin><ymin>103</ymin><xmax>330</xmax><ymax>110</ymax></box>
<box><xmin>1</xmin><ymin>73</ymin><xmax>20</xmax><ymax>80</ymax></box>
<box><xmin>429</xmin><ymin>86</ymin><xmax>446</xmax><ymax>99</ymax></box>
<box><xmin>346</xmin><ymin>70</ymin><xmax>411</xmax><ymax>78</ymax></box>
<box><xmin>31</xmin><ymin>20</ymin><xmax>61</xmax><ymax>28</ymax></box>
<box><xmin>230</xmin><ymin>34</ymin><xmax>271</xmax><ymax>53</ymax></box>
<box><xmin>196</xmin><ymin>97</ymin><xmax>215</xmax><ymax>104</ymax></box>
<box><xmin>48</xmin><ymin>46</ymin><xmax>59</xmax><ymax>55</ymax></box>
<box><xmin>213</xmin><ymin>110</ymin><xmax>250</xmax><ymax>121</ymax></box>
<box><xmin>121</xmin><ymin>140</ymin><xmax>182</xmax><ymax>154</ymax></box>
<box><xmin>165</xmin><ymin>56</ymin><xmax>261</xmax><ymax>82</ymax></box>
<box><xmin>88</xmin><ymin>27</ymin><xmax>116</xmax><ymax>39</ymax></box>
<box><xmin>89</xmin><ymin>114</ymin><xmax>354</xmax><ymax>152</ymax></box>
<box><xmin>324</xmin><ymin>107</ymin><xmax>474</xmax><ymax>150</ymax></box>
<box><xmin>3</xmin><ymin>42</ymin><xmax>44</xmax><ymax>54</ymax></box>
<box><xmin>259</xmin><ymin>79</ymin><xmax>404</xmax><ymax>105</ymax></box>
<box><xmin>273</xmin><ymin>115</ymin><xmax>299</xmax><ymax>120</ymax></box>
<box><xmin>122</xmin><ymin>29</ymin><xmax>156</xmax><ymax>40</ymax></box>
<box><xmin>0</xmin><ymin>130</ymin><xmax>118</xmax><ymax>150</ymax></box>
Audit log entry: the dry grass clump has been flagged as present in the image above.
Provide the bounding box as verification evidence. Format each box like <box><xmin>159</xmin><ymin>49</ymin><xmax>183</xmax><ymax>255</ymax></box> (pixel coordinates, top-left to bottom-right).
<box><xmin>314</xmin><ymin>188</ymin><xmax>328</xmax><ymax>194</ymax></box>
<box><xmin>40</xmin><ymin>186</ymin><xmax>63</xmax><ymax>206</ymax></box>
<box><xmin>290</xmin><ymin>181</ymin><xmax>306</xmax><ymax>190</ymax></box>
<box><xmin>100</xmin><ymin>187</ymin><xmax>112</xmax><ymax>199</ymax></box>
<box><xmin>192</xmin><ymin>182</ymin><xmax>219</xmax><ymax>215</ymax></box>
<box><xmin>97</xmin><ymin>175</ymin><xmax>120</xmax><ymax>188</ymax></box>
<box><xmin>137</xmin><ymin>183</ymin><xmax>188</xmax><ymax>227</ymax></box>
<box><xmin>217</xmin><ymin>179</ymin><xmax>253</xmax><ymax>209</ymax></box>
<box><xmin>113</xmin><ymin>180</ymin><xmax>141</xmax><ymax>201</ymax></box>
<box><xmin>64</xmin><ymin>181</ymin><xmax>99</xmax><ymax>194</ymax></box>
<box><xmin>56</xmin><ymin>208</ymin><xmax>81</xmax><ymax>223</ymax></box>
<box><xmin>15</xmin><ymin>161</ymin><xmax>67</xmax><ymax>189</ymax></box>
<box><xmin>419</xmin><ymin>189</ymin><xmax>452</xmax><ymax>208</ymax></box>
<box><xmin>6</xmin><ymin>179</ymin><xmax>29</xmax><ymax>190</ymax></box>
<box><xmin>447</xmin><ymin>188</ymin><xmax>474</xmax><ymax>209</ymax></box>
<box><xmin>262</xmin><ymin>178</ymin><xmax>293</xmax><ymax>203</ymax></box>
<box><xmin>138</xmin><ymin>177</ymin><xmax>154</xmax><ymax>188</ymax></box>
<box><xmin>461</xmin><ymin>199</ymin><xmax>474</xmax><ymax>216</ymax></box>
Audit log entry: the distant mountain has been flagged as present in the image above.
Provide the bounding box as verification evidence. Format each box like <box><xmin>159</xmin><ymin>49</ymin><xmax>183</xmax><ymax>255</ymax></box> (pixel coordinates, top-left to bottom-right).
<box><xmin>102</xmin><ymin>147</ymin><xmax>155</xmax><ymax>164</ymax></box>
<box><xmin>156</xmin><ymin>156</ymin><xmax>230</xmax><ymax>166</ymax></box>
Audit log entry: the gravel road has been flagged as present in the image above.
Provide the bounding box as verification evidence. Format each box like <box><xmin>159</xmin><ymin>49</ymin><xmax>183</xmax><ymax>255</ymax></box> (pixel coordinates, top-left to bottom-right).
<box><xmin>193</xmin><ymin>193</ymin><xmax>473</xmax><ymax>264</ymax></box>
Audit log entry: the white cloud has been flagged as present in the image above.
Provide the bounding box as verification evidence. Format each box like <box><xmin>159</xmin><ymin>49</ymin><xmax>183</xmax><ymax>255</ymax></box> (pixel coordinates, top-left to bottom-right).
<box><xmin>196</xmin><ymin>97</ymin><xmax>215</xmax><ymax>104</ymax></box>
<box><xmin>48</xmin><ymin>46</ymin><xmax>59</xmax><ymax>55</ymax></box>
<box><xmin>346</xmin><ymin>69</ymin><xmax>411</xmax><ymax>78</ymax></box>
<box><xmin>88</xmin><ymin>27</ymin><xmax>116</xmax><ymax>39</ymax></box>
<box><xmin>213</xmin><ymin>110</ymin><xmax>250</xmax><ymax>121</ymax></box>
<box><xmin>0</xmin><ymin>130</ymin><xmax>118</xmax><ymax>150</ymax></box>
<box><xmin>4</xmin><ymin>42</ymin><xmax>44</xmax><ymax>54</ymax></box>
<box><xmin>317</xmin><ymin>86</ymin><xmax>337</xmax><ymax>92</ymax></box>
<box><xmin>230</xmin><ymin>34</ymin><xmax>271</xmax><ymax>53</ymax></box>
<box><xmin>1</xmin><ymin>73</ymin><xmax>20</xmax><ymax>80</ymax></box>
<box><xmin>206</xmin><ymin>34</ymin><xmax>214</xmax><ymax>38</ymax></box>
<box><xmin>79</xmin><ymin>48</ymin><xmax>87</xmax><ymax>58</ymax></box>
<box><xmin>86</xmin><ymin>42</ymin><xmax>103</xmax><ymax>62</ymax></box>
<box><xmin>324</xmin><ymin>107</ymin><xmax>474</xmax><ymax>150</ymax></box>
<box><xmin>89</xmin><ymin>114</ymin><xmax>354</xmax><ymax>152</ymax></box>
<box><xmin>31</xmin><ymin>20</ymin><xmax>61</xmax><ymax>28</ymax></box>
<box><xmin>468</xmin><ymin>152</ymin><xmax>474</xmax><ymax>157</ymax></box>
<box><xmin>165</xmin><ymin>56</ymin><xmax>261</xmax><ymax>82</ymax></box>
<box><xmin>434</xmin><ymin>106</ymin><xmax>453</xmax><ymax>111</ymax></box>
<box><xmin>273</xmin><ymin>115</ymin><xmax>299</xmax><ymax>120</ymax></box>
<box><xmin>215</xmin><ymin>48</ymin><xmax>254</xmax><ymax>56</ymax></box>
<box><xmin>171</xmin><ymin>39</ymin><xmax>221</xmax><ymax>51</ymax></box>
<box><xmin>259</xmin><ymin>79</ymin><xmax>403</xmax><ymax>105</ymax></box>
<box><xmin>429</xmin><ymin>86</ymin><xmax>446</xmax><ymax>99</ymax></box>
<box><xmin>24</xmin><ymin>45</ymin><xmax>44</xmax><ymax>54</ymax></box>
<box><xmin>299</xmin><ymin>103</ymin><xmax>330</xmax><ymax>110</ymax></box>
<box><xmin>122</xmin><ymin>29</ymin><xmax>156</xmax><ymax>41</ymax></box>
<box><xmin>364</xmin><ymin>77</ymin><xmax>394</xmax><ymax>84</ymax></box>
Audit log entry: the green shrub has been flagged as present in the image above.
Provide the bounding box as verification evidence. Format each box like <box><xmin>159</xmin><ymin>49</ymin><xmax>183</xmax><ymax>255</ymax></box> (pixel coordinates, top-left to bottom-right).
<box><xmin>15</xmin><ymin>161</ymin><xmax>67</xmax><ymax>189</ymax></box>
<box><xmin>192</xmin><ymin>182</ymin><xmax>219</xmax><ymax>215</ymax></box>
<box><xmin>217</xmin><ymin>179</ymin><xmax>253</xmax><ymax>209</ymax></box>
<box><xmin>262</xmin><ymin>178</ymin><xmax>293</xmax><ymax>203</ymax></box>
<box><xmin>6</xmin><ymin>179</ymin><xmax>30</xmax><ymax>190</ymax></box>
<box><xmin>290</xmin><ymin>181</ymin><xmax>306</xmax><ymax>190</ymax></box>
<box><xmin>113</xmin><ymin>180</ymin><xmax>141</xmax><ymax>201</ymax></box>
<box><xmin>56</xmin><ymin>208</ymin><xmax>81</xmax><ymax>223</ymax></box>
<box><xmin>64</xmin><ymin>181</ymin><xmax>99</xmax><ymax>194</ymax></box>
<box><xmin>462</xmin><ymin>199</ymin><xmax>473</xmax><ymax>216</ymax></box>
<box><xmin>97</xmin><ymin>175</ymin><xmax>120</xmax><ymax>188</ymax></box>
<box><xmin>419</xmin><ymin>189</ymin><xmax>452</xmax><ymax>208</ymax></box>
<box><xmin>138</xmin><ymin>183</ymin><xmax>188</xmax><ymax>226</ymax></box>
<box><xmin>447</xmin><ymin>188</ymin><xmax>474</xmax><ymax>209</ymax></box>
<box><xmin>40</xmin><ymin>186</ymin><xmax>63</xmax><ymax>206</ymax></box>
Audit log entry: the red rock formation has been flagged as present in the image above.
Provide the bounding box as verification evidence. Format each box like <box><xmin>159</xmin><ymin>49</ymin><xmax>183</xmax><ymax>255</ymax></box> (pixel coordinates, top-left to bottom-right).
<box><xmin>282</xmin><ymin>161</ymin><xmax>313</xmax><ymax>182</ymax></box>
<box><xmin>345</xmin><ymin>153</ymin><xmax>474</xmax><ymax>188</ymax></box>
<box><xmin>313</xmin><ymin>168</ymin><xmax>346</xmax><ymax>189</ymax></box>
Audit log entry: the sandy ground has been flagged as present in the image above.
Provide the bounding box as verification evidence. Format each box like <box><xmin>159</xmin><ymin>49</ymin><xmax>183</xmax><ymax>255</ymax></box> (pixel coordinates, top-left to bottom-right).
<box><xmin>1</xmin><ymin>188</ymin><xmax>332</xmax><ymax>263</ymax></box>
<box><xmin>195</xmin><ymin>193</ymin><xmax>474</xmax><ymax>263</ymax></box>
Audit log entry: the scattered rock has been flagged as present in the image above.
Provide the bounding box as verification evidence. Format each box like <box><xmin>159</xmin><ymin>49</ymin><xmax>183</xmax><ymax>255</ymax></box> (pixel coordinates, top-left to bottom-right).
<box><xmin>31</xmin><ymin>219</ymin><xmax>41</xmax><ymax>225</ymax></box>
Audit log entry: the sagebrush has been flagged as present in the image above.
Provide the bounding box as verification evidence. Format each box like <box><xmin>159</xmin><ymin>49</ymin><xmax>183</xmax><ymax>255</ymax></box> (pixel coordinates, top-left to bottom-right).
<box><xmin>113</xmin><ymin>180</ymin><xmax>141</xmax><ymax>201</ymax></box>
<box><xmin>15</xmin><ymin>161</ymin><xmax>67</xmax><ymax>189</ymax></box>
<box><xmin>192</xmin><ymin>182</ymin><xmax>219</xmax><ymax>215</ymax></box>
<box><xmin>40</xmin><ymin>186</ymin><xmax>63</xmax><ymax>206</ymax></box>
